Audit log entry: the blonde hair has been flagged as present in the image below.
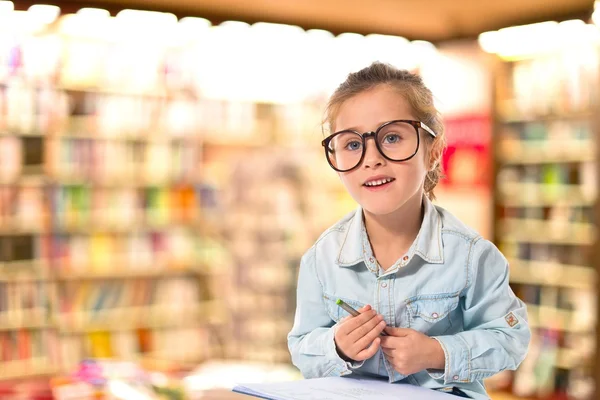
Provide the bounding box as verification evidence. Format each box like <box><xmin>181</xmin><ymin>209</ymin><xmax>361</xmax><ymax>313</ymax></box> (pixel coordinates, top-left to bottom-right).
<box><xmin>323</xmin><ymin>62</ymin><xmax>446</xmax><ymax>200</ymax></box>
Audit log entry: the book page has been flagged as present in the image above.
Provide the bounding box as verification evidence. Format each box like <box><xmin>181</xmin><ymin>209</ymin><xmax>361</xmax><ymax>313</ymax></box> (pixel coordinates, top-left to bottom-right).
<box><xmin>234</xmin><ymin>376</ymin><xmax>455</xmax><ymax>400</ymax></box>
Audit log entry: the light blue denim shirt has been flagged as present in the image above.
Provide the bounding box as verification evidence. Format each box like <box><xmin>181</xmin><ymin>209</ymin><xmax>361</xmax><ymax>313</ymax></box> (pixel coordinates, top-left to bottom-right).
<box><xmin>287</xmin><ymin>196</ymin><xmax>530</xmax><ymax>399</ymax></box>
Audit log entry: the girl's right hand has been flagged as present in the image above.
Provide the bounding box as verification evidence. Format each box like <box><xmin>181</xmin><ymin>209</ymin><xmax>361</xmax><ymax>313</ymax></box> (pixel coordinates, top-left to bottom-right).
<box><xmin>334</xmin><ymin>304</ymin><xmax>387</xmax><ymax>362</ymax></box>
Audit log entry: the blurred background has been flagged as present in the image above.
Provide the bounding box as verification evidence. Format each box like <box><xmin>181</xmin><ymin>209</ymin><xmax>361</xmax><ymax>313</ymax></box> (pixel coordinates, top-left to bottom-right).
<box><xmin>0</xmin><ymin>0</ymin><xmax>599</xmax><ymax>399</ymax></box>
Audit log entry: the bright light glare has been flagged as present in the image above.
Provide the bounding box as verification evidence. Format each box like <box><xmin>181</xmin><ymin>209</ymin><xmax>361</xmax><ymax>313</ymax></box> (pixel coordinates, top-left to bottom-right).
<box><xmin>477</xmin><ymin>20</ymin><xmax>600</xmax><ymax>59</ymax></box>
<box><xmin>0</xmin><ymin>1</ymin><xmax>14</xmax><ymax>13</ymax></box>
<box><xmin>77</xmin><ymin>8</ymin><xmax>110</xmax><ymax>19</ymax></box>
<box><xmin>27</xmin><ymin>4</ymin><xmax>60</xmax><ymax>24</ymax></box>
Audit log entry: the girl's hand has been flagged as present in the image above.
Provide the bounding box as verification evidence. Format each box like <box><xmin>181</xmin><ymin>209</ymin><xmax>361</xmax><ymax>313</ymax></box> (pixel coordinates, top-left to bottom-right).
<box><xmin>380</xmin><ymin>327</ymin><xmax>445</xmax><ymax>375</ymax></box>
<box><xmin>334</xmin><ymin>305</ymin><xmax>386</xmax><ymax>362</ymax></box>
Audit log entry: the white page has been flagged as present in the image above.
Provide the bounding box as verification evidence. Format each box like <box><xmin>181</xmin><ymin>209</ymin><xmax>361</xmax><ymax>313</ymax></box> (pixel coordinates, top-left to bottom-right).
<box><xmin>234</xmin><ymin>376</ymin><xmax>456</xmax><ymax>400</ymax></box>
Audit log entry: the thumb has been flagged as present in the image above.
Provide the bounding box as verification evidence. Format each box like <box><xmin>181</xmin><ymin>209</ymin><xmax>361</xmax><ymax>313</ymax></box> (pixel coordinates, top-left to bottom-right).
<box><xmin>384</xmin><ymin>327</ymin><xmax>413</xmax><ymax>337</ymax></box>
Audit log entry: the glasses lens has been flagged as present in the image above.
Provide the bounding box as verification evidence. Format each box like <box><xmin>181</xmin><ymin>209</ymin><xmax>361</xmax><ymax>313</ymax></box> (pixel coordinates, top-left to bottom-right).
<box><xmin>326</xmin><ymin>131</ymin><xmax>363</xmax><ymax>171</ymax></box>
<box><xmin>376</xmin><ymin>122</ymin><xmax>418</xmax><ymax>161</ymax></box>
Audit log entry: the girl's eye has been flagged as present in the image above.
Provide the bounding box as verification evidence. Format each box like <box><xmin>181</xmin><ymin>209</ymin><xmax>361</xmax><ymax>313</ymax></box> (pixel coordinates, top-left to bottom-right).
<box><xmin>383</xmin><ymin>134</ymin><xmax>401</xmax><ymax>144</ymax></box>
<box><xmin>345</xmin><ymin>141</ymin><xmax>362</xmax><ymax>151</ymax></box>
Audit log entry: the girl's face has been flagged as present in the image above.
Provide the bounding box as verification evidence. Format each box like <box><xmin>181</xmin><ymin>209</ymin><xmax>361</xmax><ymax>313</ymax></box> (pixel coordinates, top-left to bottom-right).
<box><xmin>333</xmin><ymin>85</ymin><xmax>430</xmax><ymax>216</ymax></box>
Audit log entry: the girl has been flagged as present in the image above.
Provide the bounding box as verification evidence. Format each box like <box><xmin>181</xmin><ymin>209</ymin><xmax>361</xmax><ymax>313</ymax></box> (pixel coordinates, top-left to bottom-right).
<box><xmin>287</xmin><ymin>62</ymin><xmax>530</xmax><ymax>399</ymax></box>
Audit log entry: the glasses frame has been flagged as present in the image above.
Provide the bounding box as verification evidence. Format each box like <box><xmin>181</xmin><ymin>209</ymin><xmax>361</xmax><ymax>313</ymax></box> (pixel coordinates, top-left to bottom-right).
<box><xmin>321</xmin><ymin>119</ymin><xmax>437</xmax><ymax>172</ymax></box>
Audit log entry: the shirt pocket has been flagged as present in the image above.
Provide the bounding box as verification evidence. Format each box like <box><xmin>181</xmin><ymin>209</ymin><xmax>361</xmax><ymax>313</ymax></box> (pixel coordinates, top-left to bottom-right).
<box><xmin>322</xmin><ymin>293</ymin><xmax>365</xmax><ymax>323</ymax></box>
<box><xmin>405</xmin><ymin>293</ymin><xmax>459</xmax><ymax>336</ymax></box>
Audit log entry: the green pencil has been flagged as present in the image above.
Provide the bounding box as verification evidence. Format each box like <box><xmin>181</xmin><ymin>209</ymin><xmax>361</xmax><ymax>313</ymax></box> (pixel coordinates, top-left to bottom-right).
<box><xmin>336</xmin><ymin>299</ymin><xmax>388</xmax><ymax>336</ymax></box>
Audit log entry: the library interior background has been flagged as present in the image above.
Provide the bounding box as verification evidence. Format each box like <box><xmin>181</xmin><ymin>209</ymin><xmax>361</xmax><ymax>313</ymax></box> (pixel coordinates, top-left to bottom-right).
<box><xmin>1</xmin><ymin>0</ymin><xmax>600</xmax><ymax>398</ymax></box>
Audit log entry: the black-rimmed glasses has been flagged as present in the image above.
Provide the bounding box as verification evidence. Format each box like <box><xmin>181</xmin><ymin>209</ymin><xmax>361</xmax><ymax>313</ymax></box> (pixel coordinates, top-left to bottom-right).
<box><xmin>321</xmin><ymin>120</ymin><xmax>437</xmax><ymax>172</ymax></box>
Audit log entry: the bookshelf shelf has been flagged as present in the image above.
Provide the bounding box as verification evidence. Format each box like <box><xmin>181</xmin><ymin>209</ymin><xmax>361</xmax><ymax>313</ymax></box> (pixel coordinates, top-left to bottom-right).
<box><xmin>50</xmin><ymin>133</ymin><xmax>194</xmax><ymax>144</ymax></box>
<box><xmin>57</xmin><ymin>85</ymin><xmax>169</xmax><ymax>98</ymax></box>
<box><xmin>0</xmin><ymin>260</ymin><xmax>47</xmax><ymax>269</ymax></box>
<box><xmin>0</xmin><ymin>363</ymin><xmax>57</xmax><ymax>380</ymax></box>
<box><xmin>202</xmin><ymin>139</ymin><xmax>271</xmax><ymax>148</ymax></box>
<box><xmin>55</xmin><ymin>302</ymin><xmax>223</xmax><ymax>332</ymax></box>
<box><xmin>51</xmin><ymin>225</ymin><xmax>171</xmax><ymax>235</ymax></box>
<box><xmin>498</xmin><ymin>145</ymin><xmax>595</xmax><ymax>165</ymax></box>
<box><xmin>500</xmin><ymin>236</ymin><xmax>594</xmax><ymax>246</ymax></box>
<box><xmin>0</xmin><ymin>132</ymin><xmax>46</xmax><ymax>138</ymax></box>
<box><xmin>55</xmin><ymin>267</ymin><xmax>206</xmax><ymax>281</ymax></box>
<box><xmin>0</xmin><ymin>176</ymin><xmax>47</xmax><ymax>186</ymax></box>
<box><xmin>57</xmin><ymin>321</ymin><xmax>203</xmax><ymax>334</ymax></box>
<box><xmin>0</xmin><ymin>274</ymin><xmax>49</xmax><ymax>283</ymax></box>
<box><xmin>499</xmin><ymin>111</ymin><xmax>596</xmax><ymax>124</ymax></box>
<box><xmin>0</xmin><ymin>260</ymin><xmax>49</xmax><ymax>281</ymax></box>
<box><xmin>509</xmin><ymin>260</ymin><xmax>595</xmax><ymax>290</ymax></box>
<box><xmin>0</xmin><ymin>321</ymin><xmax>49</xmax><ymax>332</ymax></box>
<box><xmin>47</xmin><ymin>179</ymin><xmax>203</xmax><ymax>188</ymax></box>
<box><xmin>0</xmin><ymin>221</ymin><xmax>45</xmax><ymax>235</ymax></box>
<box><xmin>497</xmin><ymin>182</ymin><xmax>594</xmax><ymax>207</ymax></box>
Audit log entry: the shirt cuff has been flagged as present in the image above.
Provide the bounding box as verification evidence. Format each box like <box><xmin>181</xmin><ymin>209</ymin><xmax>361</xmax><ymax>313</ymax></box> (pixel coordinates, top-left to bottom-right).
<box><xmin>430</xmin><ymin>335</ymin><xmax>471</xmax><ymax>384</ymax></box>
<box><xmin>325</xmin><ymin>324</ymin><xmax>364</xmax><ymax>375</ymax></box>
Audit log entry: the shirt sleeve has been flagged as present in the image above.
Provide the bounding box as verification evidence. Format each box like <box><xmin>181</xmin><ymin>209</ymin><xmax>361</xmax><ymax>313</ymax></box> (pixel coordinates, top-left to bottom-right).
<box><xmin>429</xmin><ymin>237</ymin><xmax>531</xmax><ymax>384</ymax></box>
<box><xmin>287</xmin><ymin>246</ymin><xmax>365</xmax><ymax>378</ymax></box>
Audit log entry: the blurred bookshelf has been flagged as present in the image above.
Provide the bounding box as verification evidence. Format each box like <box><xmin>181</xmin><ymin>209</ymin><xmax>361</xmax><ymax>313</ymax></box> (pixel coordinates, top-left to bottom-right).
<box><xmin>0</xmin><ymin>17</ymin><xmax>202</xmax><ymax>380</ymax></box>
<box><xmin>0</xmin><ymin>103</ymin><xmax>221</xmax><ymax>375</ymax></box>
<box><xmin>0</xmin><ymin>10</ymin><xmax>358</xmax><ymax>381</ymax></box>
<box><xmin>491</xmin><ymin>42</ymin><xmax>600</xmax><ymax>399</ymax></box>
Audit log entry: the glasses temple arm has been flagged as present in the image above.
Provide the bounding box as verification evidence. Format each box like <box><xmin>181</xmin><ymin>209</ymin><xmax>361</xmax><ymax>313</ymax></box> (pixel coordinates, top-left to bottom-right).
<box><xmin>420</xmin><ymin>122</ymin><xmax>437</xmax><ymax>138</ymax></box>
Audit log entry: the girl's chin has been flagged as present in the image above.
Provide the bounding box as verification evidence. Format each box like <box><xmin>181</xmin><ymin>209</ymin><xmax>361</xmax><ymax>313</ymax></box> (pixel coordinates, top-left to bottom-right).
<box><xmin>361</xmin><ymin>202</ymin><xmax>405</xmax><ymax>216</ymax></box>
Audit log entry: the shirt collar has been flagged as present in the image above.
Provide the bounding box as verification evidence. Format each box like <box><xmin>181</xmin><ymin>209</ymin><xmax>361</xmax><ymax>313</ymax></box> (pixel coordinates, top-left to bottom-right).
<box><xmin>335</xmin><ymin>195</ymin><xmax>444</xmax><ymax>268</ymax></box>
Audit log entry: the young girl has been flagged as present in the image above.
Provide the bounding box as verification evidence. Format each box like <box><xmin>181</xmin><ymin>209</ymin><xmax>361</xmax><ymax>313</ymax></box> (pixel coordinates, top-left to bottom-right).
<box><xmin>287</xmin><ymin>62</ymin><xmax>530</xmax><ymax>399</ymax></box>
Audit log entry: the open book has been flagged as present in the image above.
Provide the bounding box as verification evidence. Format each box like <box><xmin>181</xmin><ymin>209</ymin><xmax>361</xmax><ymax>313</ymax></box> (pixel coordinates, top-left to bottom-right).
<box><xmin>233</xmin><ymin>375</ymin><xmax>459</xmax><ymax>400</ymax></box>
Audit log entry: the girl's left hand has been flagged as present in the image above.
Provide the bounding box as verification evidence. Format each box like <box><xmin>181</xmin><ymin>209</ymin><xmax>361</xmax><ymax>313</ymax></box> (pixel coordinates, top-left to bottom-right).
<box><xmin>380</xmin><ymin>327</ymin><xmax>445</xmax><ymax>375</ymax></box>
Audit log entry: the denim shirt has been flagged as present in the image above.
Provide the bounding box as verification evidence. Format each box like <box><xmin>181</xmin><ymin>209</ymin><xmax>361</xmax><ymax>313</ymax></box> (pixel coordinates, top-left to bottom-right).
<box><xmin>287</xmin><ymin>197</ymin><xmax>530</xmax><ymax>399</ymax></box>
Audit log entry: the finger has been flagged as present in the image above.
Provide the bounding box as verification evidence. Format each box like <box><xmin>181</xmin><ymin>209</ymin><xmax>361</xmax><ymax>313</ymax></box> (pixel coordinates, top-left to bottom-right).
<box><xmin>354</xmin><ymin>337</ymin><xmax>380</xmax><ymax>361</ymax></box>
<box><xmin>343</xmin><ymin>309</ymin><xmax>378</xmax><ymax>334</ymax></box>
<box><xmin>353</xmin><ymin>319</ymin><xmax>387</xmax><ymax>350</ymax></box>
<box><xmin>348</xmin><ymin>313</ymin><xmax>384</xmax><ymax>340</ymax></box>
<box><xmin>337</xmin><ymin>311</ymin><xmax>369</xmax><ymax>335</ymax></box>
<box><xmin>339</xmin><ymin>306</ymin><xmax>372</xmax><ymax>331</ymax></box>
<box><xmin>384</xmin><ymin>327</ymin><xmax>413</xmax><ymax>337</ymax></box>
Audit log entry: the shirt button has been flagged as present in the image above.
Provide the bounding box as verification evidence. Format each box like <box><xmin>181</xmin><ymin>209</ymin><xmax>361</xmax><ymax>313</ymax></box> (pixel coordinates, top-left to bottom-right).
<box><xmin>369</xmin><ymin>258</ymin><xmax>374</xmax><ymax>263</ymax></box>
<box><xmin>453</xmin><ymin>375</ymin><xmax>459</xmax><ymax>380</ymax></box>
<box><xmin>381</xmin><ymin>282</ymin><xmax>388</xmax><ymax>288</ymax></box>
<box><xmin>431</xmin><ymin>312</ymin><xmax>439</xmax><ymax>319</ymax></box>
<box><xmin>402</xmin><ymin>256</ymin><xmax>409</xmax><ymax>261</ymax></box>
